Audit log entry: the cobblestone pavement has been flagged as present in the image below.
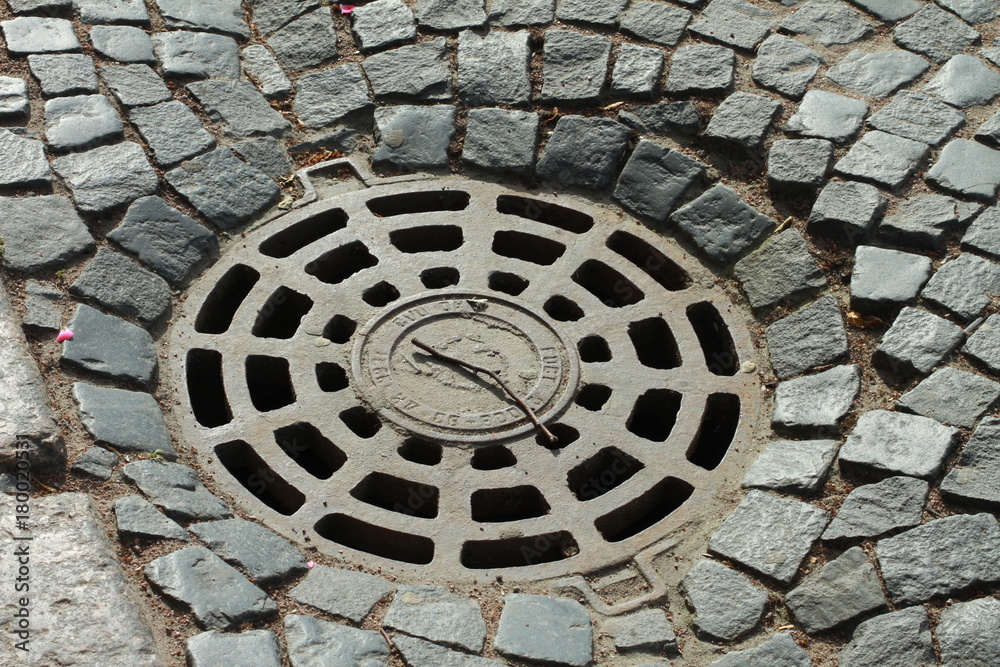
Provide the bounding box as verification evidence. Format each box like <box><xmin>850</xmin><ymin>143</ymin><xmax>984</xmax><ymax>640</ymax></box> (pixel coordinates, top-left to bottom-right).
<box><xmin>2</xmin><ymin>0</ymin><xmax>1000</xmax><ymax>665</ymax></box>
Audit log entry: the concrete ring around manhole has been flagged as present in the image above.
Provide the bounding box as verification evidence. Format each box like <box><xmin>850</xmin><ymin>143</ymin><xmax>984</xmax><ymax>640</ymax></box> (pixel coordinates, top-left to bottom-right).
<box><xmin>164</xmin><ymin>174</ymin><xmax>768</xmax><ymax>583</ymax></box>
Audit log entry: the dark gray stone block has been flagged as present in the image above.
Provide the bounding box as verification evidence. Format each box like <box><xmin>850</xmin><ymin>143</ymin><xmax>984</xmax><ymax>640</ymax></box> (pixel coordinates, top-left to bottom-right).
<box><xmin>463</xmin><ymin>108</ymin><xmax>538</xmax><ymax>175</ymax></box>
<box><xmin>925</xmin><ymin>54</ymin><xmax>1000</xmax><ymax>108</ymax></box>
<box><xmin>541</xmin><ymin>30</ymin><xmax>611</xmax><ymax>103</ymax></box>
<box><xmin>670</xmin><ymin>184</ymin><xmax>775</xmax><ymax>265</ymax></box>
<box><xmin>936</xmin><ymin>0</ymin><xmax>997</xmax><ymax>24</ymax></box>
<box><xmin>848</xmin><ymin>0</ymin><xmax>921</xmax><ymax>22</ymax></box>
<box><xmin>90</xmin><ymin>25</ymin><xmax>155</xmax><ymax>64</ymax></box>
<box><xmin>851</xmin><ymin>245</ymin><xmax>932</xmax><ymax>309</ymax></box>
<box><xmin>766</xmin><ymin>295</ymin><xmax>849</xmax><ymax>379</ymax></box>
<box><xmin>786</xmin><ymin>90</ymin><xmax>868</xmax><ymax>143</ymax></box>
<box><xmin>835</xmin><ymin>130</ymin><xmax>928</xmax><ymax>190</ymax></box>
<box><xmin>28</xmin><ymin>54</ymin><xmax>98</xmax><ymax>96</ymax></box>
<box><xmin>876</xmin><ymin>307</ymin><xmax>965</xmax><ymax>375</ymax></box>
<box><xmin>0</xmin><ymin>77</ymin><xmax>29</xmax><ymax>119</ymax></box>
<box><xmin>665</xmin><ymin>44</ymin><xmax>735</xmax><ymax>94</ymax></box>
<box><xmin>620</xmin><ymin>1</ymin><xmax>691</xmax><ymax>47</ymax></box>
<box><xmin>942</xmin><ymin>417</ymin><xmax>1000</xmax><ymax>507</ymax></box>
<box><xmin>74</xmin><ymin>383</ymin><xmax>175</xmax><ymax>458</ymax></box>
<box><xmin>611</xmin><ymin>43</ymin><xmax>663</xmax><ymax>99</ymax></box>
<box><xmin>772</xmin><ymin>365</ymin><xmax>861</xmax><ymax>433</ymax></box>
<box><xmin>679</xmin><ymin>559</ymin><xmax>767</xmax><ymax>641</ymax></box>
<box><xmin>152</xmin><ymin>31</ymin><xmax>240</xmax><ymax>79</ymax></box>
<box><xmin>976</xmin><ymin>108</ymin><xmax>1000</xmax><ymax>147</ymax></box>
<box><xmin>99</xmin><ymin>64</ymin><xmax>171</xmax><ymax>107</ymax></box>
<box><xmin>487</xmin><ymin>0</ymin><xmax>555</xmax><ymax>27</ymax></box>
<box><xmin>894</xmin><ymin>5</ymin><xmax>980</xmax><ymax>63</ymax></box>
<box><xmin>61</xmin><ymin>304</ymin><xmax>157</xmax><ymax>386</ymax></box>
<box><xmin>44</xmin><ymin>94</ymin><xmax>122</xmax><ymax>151</ymax></box>
<box><xmin>250</xmin><ymin>0</ymin><xmax>322</xmax><ymax>36</ymax></box>
<box><xmin>742</xmin><ymin>439</ymin><xmax>840</xmax><ymax>493</ymax></box>
<box><xmin>186</xmin><ymin>631</ymin><xmax>281</xmax><ymax>667</ymax></box>
<box><xmin>786</xmin><ymin>547</ymin><xmax>886</xmax><ymax>633</ymax></box>
<box><xmin>1</xmin><ymin>17</ymin><xmax>80</xmax><ymax>55</ymax></box>
<box><xmin>352</xmin><ymin>0</ymin><xmax>416</xmax><ymax>51</ymax></box>
<box><xmin>537</xmin><ymin>115</ymin><xmax>632</xmax><ymax>189</ymax></box>
<box><xmin>69</xmin><ymin>248</ymin><xmax>171</xmax><ymax>324</ymax></box>
<box><xmin>827</xmin><ymin>49</ymin><xmax>929</xmax><ymax>98</ymax></box>
<box><xmin>922</xmin><ymin>253</ymin><xmax>1000</xmax><ymax>321</ymax></box>
<box><xmin>0</xmin><ymin>129</ymin><xmax>51</xmax><ymax>187</ymax></box>
<box><xmin>363</xmin><ymin>38</ymin><xmax>452</xmax><ymax>102</ymax></box>
<box><xmin>823</xmin><ymin>476</ymin><xmax>928</xmax><ymax>541</ymax></box>
<box><xmin>129</xmin><ymin>100</ymin><xmax>215</xmax><ymax>167</ymax></box>
<box><xmin>781</xmin><ymin>0</ymin><xmax>873</xmax><ymax>46</ymax></box>
<box><xmin>114</xmin><ymin>495</ymin><xmax>188</xmax><ymax>540</ymax></box>
<box><xmin>458</xmin><ymin>30</ymin><xmax>531</xmax><ymax>106</ymax></box>
<box><xmin>711</xmin><ymin>633</ymin><xmax>811</xmax><ymax>667</ymax></box>
<box><xmin>76</xmin><ymin>0</ymin><xmax>148</xmax><ymax>24</ymax></box>
<box><xmin>752</xmin><ymin>35</ymin><xmax>823</xmax><ymax>99</ymax></box>
<box><xmin>385</xmin><ymin>585</ymin><xmax>487</xmax><ymax>653</ymax></box>
<box><xmin>926</xmin><ymin>138</ymin><xmax>1000</xmax><ymax>202</ymax></box>
<box><xmin>878</xmin><ymin>193</ymin><xmax>963</xmax><ymax>249</ymax></box>
<box><xmin>416</xmin><ymin>0</ymin><xmax>487</xmax><ymax>30</ymax></box>
<box><xmin>22</xmin><ymin>281</ymin><xmax>62</xmax><ymax>332</ymax></box>
<box><xmin>240</xmin><ymin>45</ymin><xmax>291</xmax><ymax>98</ymax></box>
<box><xmin>392</xmin><ymin>635</ymin><xmax>503</xmax><ymax>666</ymax></box>
<box><xmin>839</xmin><ymin>607</ymin><xmax>935</xmax><ymax>667</ymax></box>
<box><xmin>735</xmin><ymin>229</ymin><xmax>824</xmax><ymax>311</ymax></box>
<box><xmin>232</xmin><ymin>137</ymin><xmax>291</xmax><ymax>179</ymax></box>
<box><xmin>285</xmin><ymin>615</ymin><xmax>390</xmax><ymax>666</ymax></box>
<box><xmin>867</xmin><ymin>90</ymin><xmax>965</xmax><ymax>146</ymax></box>
<box><xmin>294</xmin><ymin>64</ymin><xmax>373</xmax><ymax>128</ymax></box>
<box><xmin>705</xmin><ymin>91</ymin><xmax>781</xmax><ymax>149</ymax></box>
<box><xmin>840</xmin><ymin>409</ymin><xmax>959</xmax><ymax>478</ymax></box>
<box><xmin>965</xmin><ymin>314</ymin><xmax>1000</xmax><ymax>372</ymax></box>
<box><xmin>494</xmin><ymin>594</ymin><xmax>592</xmax><ymax>667</ymax></box>
<box><xmin>289</xmin><ymin>565</ymin><xmax>396</xmax><ymax>623</ymax></box>
<box><xmin>690</xmin><ymin>0</ymin><xmax>774</xmax><ymax>51</ymax></box>
<box><xmin>937</xmin><ymin>597</ymin><xmax>1000</xmax><ymax>665</ymax></box>
<box><xmin>0</xmin><ymin>195</ymin><xmax>93</xmax><ymax>273</ymax></box>
<box><xmin>373</xmin><ymin>105</ymin><xmax>457</xmax><ymax>172</ymax></box>
<box><xmin>7</xmin><ymin>0</ymin><xmax>70</xmax><ymax>13</ymax></box>
<box><xmin>618</xmin><ymin>101</ymin><xmax>701</xmax><ymax>136</ymax></box>
<box><xmin>189</xmin><ymin>519</ymin><xmax>307</xmax><ymax>585</ymax></box>
<box><xmin>155</xmin><ymin>0</ymin><xmax>248</xmax><ymax>38</ymax></box>
<box><xmin>899</xmin><ymin>367</ymin><xmax>1000</xmax><ymax>427</ymax></box>
<box><xmin>556</xmin><ymin>0</ymin><xmax>627</xmax><ymax>25</ymax></box>
<box><xmin>768</xmin><ymin>138</ymin><xmax>833</xmax><ymax>188</ymax></box>
<box><xmin>267</xmin><ymin>7</ymin><xmax>337</xmax><ymax>71</ymax></box>
<box><xmin>187</xmin><ymin>79</ymin><xmax>290</xmax><ymax>139</ymax></box>
<box><xmin>962</xmin><ymin>205</ymin><xmax>1000</xmax><ymax>258</ymax></box>
<box><xmin>122</xmin><ymin>460</ymin><xmax>232</xmax><ymax>521</ymax></box>
<box><xmin>72</xmin><ymin>446</ymin><xmax>118</xmax><ymax>481</ymax></box>
<box><xmin>614</xmin><ymin>138</ymin><xmax>705</xmax><ymax>222</ymax></box>
<box><xmin>602</xmin><ymin>609</ymin><xmax>677</xmax><ymax>654</ymax></box>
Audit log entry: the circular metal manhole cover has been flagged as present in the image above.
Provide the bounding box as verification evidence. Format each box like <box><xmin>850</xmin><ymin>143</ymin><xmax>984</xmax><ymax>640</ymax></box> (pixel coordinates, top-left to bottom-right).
<box><xmin>166</xmin><ymin>176</ymin><xmax>765</xmax><ymax>582</ymax></box>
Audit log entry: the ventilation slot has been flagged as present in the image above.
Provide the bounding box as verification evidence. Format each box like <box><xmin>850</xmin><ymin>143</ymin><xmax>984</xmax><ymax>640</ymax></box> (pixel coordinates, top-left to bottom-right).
<box><xmin>215</xmin><ymin>440</ymin><xmax>305</xmax><ymax>516</ymax></box>
<box><xmin>195</xmin><ymin>264</ymin><xmax>259</xmax><ymax>334</ymax></box>
<box><xmin>246</xmin><ymin>355</ymin><xmax>295</xmax><ymax>412</ymax></box>
<box><xmin>687</xmin><ymin>302</ymin><xmax>739</xmax><ymax>376</ymax></box>
<box><xmin>595</xmin><ymin>477</ymin><xmax>694</xmax><ymax>542</ymax></box>
<box><xmin>273</xmin><ymin>422</ymin><xmax>346</xmax><ymax>480</ymax></box>
<box><xmin>493</xmin><ymin>231</ymin><xmax>566</xmax><ymax>265</ymax></box>
<box><xmin>259</xmin><ymin>208</ymin><xmax>349</xmax><ymax>258</ymax></box>
<box><xmin>461</xmin><ymin>532</ymin><xmax>579</xmax><ymax>569</ymax></box>
<box><xmin>186</xmin><ymin>349</ymin><xmax>231</xmax><ymax>427</ymax></box>
<box><xmin>421</xmin><ymin>267</ymin><xmax>460</xmax><ymax>289</ymax></box>
<box><xmin>627</xmin><ymin>389</ymin><xmax>681</xmax><ymax>442</ymax></box>
<box><xmin>367</xmin><ymin>190</ymin><xmax>470</xmax><ymax>217</ymax></box>
<box><xmin>252</xmin><ymin>287</ymin><xmax>313</xmax><ymax>339</ymax></box>
<box><xmin>316</xmin><ymin>362</ymin><xmax>349</xmax><ymax>392</ymax></box>
<box><xmin>544</xmin><ymin>295</ymin><xmax>584</xmax><ymax>322</ymax></box>
<box><xmin>472</xmin><ymin>486</ymin><xmax>550</xmax><ymax>522</ymax></box>
<box><xmin>315</xmin><ymin>514</ymin><xmax>434</xmax><ymax>564</ymax></box>
<box><xmin>323</xmin><ymin>315</ymin><xmax>357</xmax><ymax>343</ymax></box>
<box><xmin>340</xmin><ymin>406</ymin><xmax>382</xmax><ymax>438</ymax></box>
<box><xmin>576</xmin><ymin>384</ymin><xmax>612</xmax><ymax>411</ymax></box>
<box><xmin>351</xmin><ymin>472</ymin><xmax>439</xmax><ymax>518</ymax></box>
<box><xmin>537</xmin><ymin>423</ymin><xmax>580</xmax><ymax>450</ymax></box>
<box><xmin>496</xmin><ymin>195</ymin><xmax>594</xmax><ymax>234</ymax></box>
<box><xmin>390</xmin><ymin>225</ymin><xmax>464</xmax><ymax>253</ymax></box>
<box><xmin>488</xmin><ymin>271</ymin><xmax>529</xmax><ymax>296</ymax></box>
<box><xmin>362</xmin><ymin>281</ymin><xmax>400</xmax><ymax>307</ymax></box>
<box><xmin>688</xmin><ymin>394</ymin><xmax>740</xmax><ymax>470</ymax></box>
<box><xmin>471</xmin><ymin>446</ymin><xmax>517</xmax><ymax>470</ymax></box>
<box><xmin>628</xmin><ymin>318</ymin><xmax>681</xmax><ymax>369</ymax></box>
<box><xmin>568</xmin><ymin>448</ymin><xmax>644</xmax><ymax>501</ymax></box>
<box><xmin>399</xmin><ymin>438</ymin><xmax>443</xmax><ymax>466</ymax></box>
<box><xmin>578</xmin><ymin>336</ymin><xmax>612</xmax><ymax>362</ymax></box>
<box><xmin>607</xmin><ymin>231</ymin><xmax>691</xmax><ymax>291</ymax></box>
<box><xmin>306</xmin><ymin>240</ymin><xmax>378</xmax><ymax>284</ymax></box>
<box><xmin>572</xmin><ymin>259</ymin><xmax>644</xmax><ymax>308</ymax></box>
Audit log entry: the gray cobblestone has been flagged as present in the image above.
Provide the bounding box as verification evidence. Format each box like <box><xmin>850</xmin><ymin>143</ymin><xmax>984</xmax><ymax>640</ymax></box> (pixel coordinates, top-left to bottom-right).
<box><xmin>459</xmin><ymin>30</ymin><xmax>531</xmax><ymax>106</ymax></box>
<box><xmin>823</xmin><ymin>475</ymin><xmax>928</xmax><ymax>541</ymax></box>
<box><xmin>537</xmin><ymin>115</ymin><xmax>632</xmax><ymax>189</ymax></box>
<box><xmin>130</xmin><ymin>100</ymin><xmax>215</xmax><ymax>167</ymax></box>
<box><xmin>680</xmin><ymin>559</ymin><xmax>767</xmax><ymax>642</ymax></box>
<box><xmin>772</xmin><ymin>365</ymin><xmax>861</xmax><ymax>433</ymax></box>
<box><xmin>44</xmin><ymin>94</ymin><xmax>122</xmax><ymax>151</ymax></box>
<box><xmin>90</xmin><ymin>25</ymin><xmax>155</xmax><ymax>63</ymax></box>
<box><xmin>74</xmin><ymin>382</ymin><xmax>175</xmax><ymax>457</ymax></box>
<box><xmin>894</xmin><ymin>4</ymin><xmax>979</xmax><ymax>63</ymax></box>
<box><xmin>742</xmin><ymin>439</ymin><xmax>839</xmax><ymax>493</ymax></box>
<box><xmin>0</xmin><ymin>129</ymin><xmax>51</xmax><ymax>188</ymax></box>
<box><xmin>0</xmin><ymin>195</ymin><xmax>93</xmax><ymax>273</ymax></box>
<box><xmin>838</xmin><ymin>607</ymin><xmax>935</xmax><ymax>667</ymax></box>
<box><xmin>941</xmin><ymin>416</ymin><xmax>1000</xmax><ymax>507</ymax></box>
<box><xmin>620</xmin><ymin>1</ymin><xmax>691</xmax><ymax>47</ymax></box>
<box><xmin>924</xmin><ymin>54</ymin><xmax>1000</xmax><ymax>108</ymax></box>
<box><xmin>28</xmin><ymin>54</ymin><xmax>98</xmax><ymax>96</ymax></box>
<box><xmin>840</xmin><ymin>409</ymin><xmax>959</xmax><ymax>478</ymax></box>
<box><xmin>155</xmin><ymin>0</ymin><xmax>248</xmax><ymax>39</ymax></box>
<box><xmin>926</xmin><ymin>138</ymin><xmax>1000</xmax><ymax>202</ymax></box>
<box><xmin>752</xmin><ymin>35</ymin><xmax>823</xmax><ymax>99</ymax></box>
<box><xmin>922</xmin><ymin>253</ymin><xmax>1000</xmax><ymax>321</ymax></box>
<box><xmin>99</xmin><ymin>64</ymin><xmax>172</xmax><ymax>107</ymax></box>
<box><xmin>267</xmin><ymin>7</ymin><xmax>337</xmax><ymax>71</ymax></box>
<box><xmin>735</xmin><ymin>228</ymin><xmax>824</xmax><ymax>311</ymax></box>
<box><xmin>62</xmin><ymin>304</ymin><xmax>157</xmax><ymax>386</ymax></box>
<box><xmin>665</xmin><ymin>44</ymin><xmax>735</xmax><ymax>94</ymax></box>
<box><xmin>240</xmin><ymin>45</ymin><xmax>292</xmax><ymax>98</ymax></box>
<box><xmin>364</xmin><ymin>38</ymin><xmax>452</xmax><ymax>102</ymax></box>
<box><xmin>69</xmin><ymin>247</ymin><xmax>171</xmax><ymax>325</ymax></box>
<box><xmin>52</xmin><ymin>142</ymin><xmax>158</xmax><ymax>213</ymax></box>
<box><xmin>834</xmin><ymin>130</ymin><xmax>929</xmax><ymax>190</ymax></box>
<box><xmin>782</xmin><ymin>0</ymin><xmax>872</xmax><ymax>46</ymax></box>
<box><xmin>867</xmin><ymin>90</ymin><xmax>965</xmax><ymax>146</ymax></box>
<box><xmin>671</xmin><ymin>184</ymin><xmax>775</xmax><ymax>265</ymax></box>
<box><xmin>1</xmin><ymin>17</ymin><xmax>80</xmax><ymax>55</ymax></box>
<box><xmin>690</xmin><ymin>0</ymin><xmax>774</xmax><ymax>51</ymax></box>
<box><xmin>463</xmin><ymin>108</ymin><xmax>538</xmax><ymax>175</ymax></box>
<box><xmin>851</xmin><ymin>245</ymin><xmax>932</xmax><ymax>309</ymax></box>
<box><xmin>827</xmin><ymin>49</ymin><xmax>929</xmax><ymax>98</ymax></box>
<box><xmin>785</xmin><ymin>89</ymin><xmax>868</xmax><ymax>143</ymax></box>
<box><xmin>614</xmin><ymin>138</ymin><xmax>704</xmax><ymax>222</ymax></box>
<box><xmin>352</xmin><ymin>0</ymin><xmax>416</xmax><ymax>51</ymax></box>
<box><xmin>152</xmin><ymin>31</ymin><xmax>241</xmax><ymax>79</ymax></box>
<box><xmin>373</xmin><ymin>105</ymin><xmax>457</xmax><ymax>171</ymax></box>
<box><xmin>541</xmin><ymin>30</ymin><xmax>611</xmax><ymax>103</ymax></box>
<box><xmin>294</xmin><ymin>64</ymin><xmax>373</xmax><ymax>128</ymax></box>
<box><xmin>786</xmin><ymin>547</ymin><xmax>886</xmax><ymax>633</ymax></box>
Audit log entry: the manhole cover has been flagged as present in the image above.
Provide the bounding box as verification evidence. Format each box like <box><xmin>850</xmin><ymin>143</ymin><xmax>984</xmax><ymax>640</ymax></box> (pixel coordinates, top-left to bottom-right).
<box><xmin>166</xmin><ymin>176</ymin><xmax>765</xmax><ymax>582</ymax></box>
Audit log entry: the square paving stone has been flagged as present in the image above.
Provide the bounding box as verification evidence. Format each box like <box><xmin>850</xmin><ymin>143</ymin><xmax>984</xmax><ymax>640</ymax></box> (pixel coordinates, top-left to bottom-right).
<box><xmin>556</xmin><ymin>0</ymin><xmax>627</xmax><ymax>26</ymax></box>
<box><xmin>742</xmin><ymin>439</ymin><xmax>840</xmax><ymax>494</ymax></box>
<box><xmin>28</xmin><ymin>54</ymin><xmax>98</xmax><ymax>96</ymax></box>
<box><xmin>602</xmin><ymin>608</ymin><xmax>677</xmax><ymax>653</ymax></box>
<box><xmin>189</xmin><ymin>519</ymin><xmax>307</xmax><ymax>585</ymax></box>
<box><xmin>926</xmin><ymin>138</ymin><xmax>1000</xmax><ymax>201</ymax></box>
<box><xmin>289</xmin><ymin>565</ymin><xmax>396</xmax><ymax>623</ymax></box>
<box><xmin>620</xmin><ymin>1</ymin><xmax>691</xmax><ymax>47</ymax></box>
<box><xmin>22</xmin><ymin>280</ymin><xmax>62</xmax><ymax>332</ymax></box>
<box><xmin>921</xmin><ymin>253</ymin><xmax>1000</xmax><ymax>321</ymax></box>
<box><xmin>241</xmin><ymin>45</ymin><xmax>291</xmax><ymax>98</ymax></box>
<box><xmin>152</xmin><ymin>31</ymin><xmax>241</xmax><ymax>79</ymax></box>
<box><xmin>611</xmin><ymin>43</ymin><xmax>663</xmax><ymax>99</ymax></box>
<box><xmin>416</xmin><ymin>0</ymin><xmax>486</xmax><ymax>30</ymax></box>
<box><xmin>772</xmin><ymin>365</ymin><xmax>861</xmax><ymax>433</ymax></box>
<box><xmin>826</xmin><ymin>49</ymin><xmax>930</xmax><ymax>98</ymax></box>
<box><xmin>838</xmin><ymin>607</ymin><xmax>936</xmax><ymax>667</ymax></box>
<box><xmin>458</xmin><ymin>30</ymin><xmax>531</xmax><ymax>106</ymax></box>
<box><xmin>839</xmin><ymin>409</ymin><xmax>959</xmax><ymax>479</ymax></box>
<box><xmin>785</xmin><ymin>90</ymin><xmax>868</xmax><ymax>144</ymax></box>
<box><xmin>962</xmin><ymin>204</ymin><xmax>1000</xmax><ymax>257</ymax></box>
<box><xmin>294</xmin><ymin>64</ymin><xmax>373</xmax><ymax>128</ymax></box>
<box><xmin>0</xmin><ymin>195</ymin><xmax>93</xmax><ymax>273</ymax></box>
<box><xmin>867</xmin><ymin>90</ymin><xmax>965</xmax><ymax>146</ymax></box>
<box><xmin>711</xmin><ymin>633</ymin><xmax>811</xmax><ymax>667</ymax></box>
<box><xmin>899</xmin><ymin>366</ymin><xmax>1000</xmax><ymax>428</ymax></box>
<box><xmin>74</xmin><ymin>383</ymin><xmax>175</xmax><ymax>458</ymax></box>
<box><xmin>352</xmin><ymin>0</ymin><xmax>416</xmax><ymax>51</ymax></box>
<box><xmin>99</xmin><ymin>64</ymin><xmax>172</xmax><ymax>107</ymax></box>
<box><xmin>679</xmin><ymin>559</ymin><xmax>767</xmax><ymax>642</ymax></box>
<box><xmin>536</xmin><ymin>115</ymin><xmax>632</xmax><ymax>189</ymax></box>
<box><xmin>936</xmin><ymin>0</ymin><xmax>999</xmax><ymax>24</ymax></box>
<box><xmin>488</xmin><ymin>0</ymin><xmax>555</xmax><ymax>27</ymax></box>
<box><xmin>834</xmin><ymin>130</ymin><xmax>929</xmax><ymax>190</ymax></box>
<box><xmin>129</xmin><ymin>100</ymin><xmax>215</xmax><ymax>167</ymax></box>
<box><xmin>52</xmin><ymin>142</ymin><xmax>158</xmax><ymax>213</ymax></box>
<box><xmin>708</xmin><ymin>489</ymin><xmax>829</xmax><ymax>584</ymax></box>
<box><xmin>705</xmin><ymin>92</ymin><xmax>781</xmax><ymax>150</ymax></box>
<box><xmin>146</xmin><ymin>546</ymin><xmax>276</xmax><ymax>630</ymax></box>
<box><xmin>0</xmin><ymin>129</ymin><xmax>51</xmax><ymax>188</ymax></box>
<box><xmin>878</xmin><ymin>193</ymin><xmax>963</xmax><ymax>250</ymax></box>
<box><xmin>613</xmin><ymin>138</ymin><xmax>705</xmax><ymax>222</ymax></box>
<box><xmin>937</xmin><ymin>597</ymin><xmax>1000</xmax><ymax>665</ymax></box>
<box><xmin>0</xmin><ymin>77</ymin><xmax>29</xmax><ymax>119</ymax></box>
<box><xmin>72</xmin><ymin>445</ymin><xmax>118</xmax><ymax>482</ymax></box>
<box><xmin>249</xmin><ymin>0</ymin><xmax>322</xmax><ymax>36</ymax></box>
<box><xmin>877</xmin><ymin>513</ymin><xmax>1000</xmax><ymax>605</ymax></box>
<box><xmin>665</xmin><ymin>44</ymin><xmax>735</xmax><ymax>94</ymax></box>
<box><xmin>822</xmin><ymin>476</ymin><xmax>928</xmax><ymax>541</ymax></box>
<box><xmin>1</xmin><ymin>17</ymin><xmax>80</xmax><ymax>54</ymax></box>
<box><xmin>90</xmin><ymin>25</ymin><xmax>155</xmax><ymax>64</ymax></box>
<box><xmin>232</xmin><ymin>137</ymin><xmax>292</xmax><ymax>179</ymax></box>
<box><xmin>266</xmin><ymin>7</ymin><xmax>337</xmax><ymax>71</ymax></box>
<box><xmin>76</xmin><ymin>0</ymin><xmax>149</xmax><ymax>24</ymax></box>
<box><xmin>752</xmin><ymin>35</ymin><xmax>823</xmax><ymax>99</ymax></box>
<box><xmin>123</xmin><ymin>460</ymin><xmax>232</xmax><ymax>520</ymax></box>
<box><xmin>70</xmin><ymin>248</ymin><xmax>172</xmax><ymax>324</ymax></box>
<box><xmin>618</xmin><ymin>101</ymin><xmax>701</xmax><ymax>136</ymax></box>
<box><xmin>114</xmin><ymin>495</ymin><xmax>187</xmax><ymax>540</ymax></box>
<box><xmin>384</xmin><ymin>585</ymin><xmax>487</xmax><ymax>653</ymax></box>
<box><xmin>285</xmin><ymin>615</ymin><xmax>390</xmax><ymax>666</ymax></box>
<box><xmin>363</xmin><ymin>38</ymin><xmax>452</xmax><ymax>102</ymax></box>
<box><xmin>894</xmin><ymin>4</ymin><xmax>980</xmax><ymax>63</ymax></box>
<box><xmin>850</xmin><ymin>245</ymin><xmax>932</xmax><ymax>310</ymax></box>
<box><xmin>786</xmin><ymin>547</ymin><xmax>886</xmax><ymax>634</ymax></box>
<box><xmin>187</xmin><ymin>79</ymin><xmax>290</xmax><ymax>139</ymax></box>
<box><xmin>186</xmin><ymin>631</ymin><xmax>281</xmax><ymax>667</ymax></box>
<box><xmin>965</xmin><ymin>313</ymin><xmax>1000</xmax><ymax>372</ymax></box>
<box><xmin>541</xmin><ymin>30</ymin><xmax>611</xmax><ymax>103</ymax></box>
<box><xmin>766</xmin><ymin>295</ymin><xmax>849</xmax><ymax>378</ymax></box>
<box><xmin>767</xmin><ymin>138</ymin><xmax>833</xmax><ymax>188</ymax></box>
<box><xmin>690</xmin><ymin>0</ymin><xmax>774</xmax><ymax>51</ymax></box>
<box><xmin>44</xmin><ymin>94</ymin><xmax>123</xmax><ymax>151</ymax></box>
<box><xmin>166</xmin><ymin>148</ymin><xmax>280</xmax><ymax>229</ymax></box>
<box><xmin>670</xmin><ymin>184</ymin><xmax>775</xmax><ymax>265</ymax></box>
<box><xmin>155</xmin><ymin>0</ymin><xmax>248</xmax><ymax>39</ymax></box>
<box><xmin>924</xmin><ymin>54</ymin><xmax>1000</xmax><ymax>108</ymax></box>
<box><xmin>463</xmin><ymin>108</ymin><xmax>538</xmax><ymax>175</ymax></box>
<box><xmin>494</xmin><ymin>594</ymin><xmax>593</xmax><ymax>667</ymax></box>
<box><xmin>61</xmin><ymin>304</ymin><xmax>157</xmax><ymax>386</ymax></box>
<box><xmin>781</xmin><ymin>0</ymin><xmax>873</xmax><ymax>46</ymax></box>
<box><xmin>373</xmin><ymin>105</ymin><xmax>457</xmax><ymax>172</ymax></box>
<box><xmin>734</xmin><ymin>228</ymin><xmax>824</xmax><ymax>311</ymax></box>
<box><xmin>942</xmin><ymin>417</ymin><xmax>1000</xmax><ymax>507</ymax></box>
<box><xmin>108</xmin><ymin>196</ymin><xmax>219</xmax><ymax>285</ymax></box>
<box><xmin>876</xmin><ymin>306</ymin><xmax>965</xmax><ymax>375</ymax></box>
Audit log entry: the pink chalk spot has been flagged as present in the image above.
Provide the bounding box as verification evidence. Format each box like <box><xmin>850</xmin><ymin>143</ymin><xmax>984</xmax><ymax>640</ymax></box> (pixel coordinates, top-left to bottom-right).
<box><xmin>307</xmin><ymin>561</ymin><xmax>316</xmax><ymax>568</ymax></box>
<box><xmin>56</xmin><ymin>330</ymin><xmax>73</xmax><ymax>342</ymax></box>
<box><xmin>341</xmin><ymin>4</ymin><xmax>356</xmax><ymax>13</ymax></box>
